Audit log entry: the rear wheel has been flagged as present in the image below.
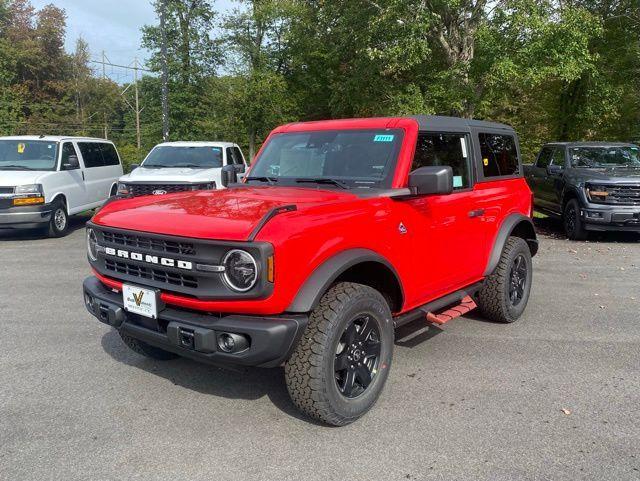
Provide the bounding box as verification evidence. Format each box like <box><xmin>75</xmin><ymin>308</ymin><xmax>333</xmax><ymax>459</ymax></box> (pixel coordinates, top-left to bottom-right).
<box><xmin>285</xmin><ymin>282</ymin><xmax>394</xmax><ymax>426</ymax></box>
<box><xmin>47</xmin><ymin>200</ymin><xmax>69</xmax><ymax>237</ymax></box>
<box><xmin>118</xmin><ymin>332</ymin><xmax>179</xmax><ymax>360</ymax></box>
<box><xmin>477</xmin><ymin>237</ymin><xmax>533</xmax><ymax>323</ymax></box>
<box><xmin>563</xmin><ymin>199</ymin><xmax>588</xmax><ymax>240</ymax></box>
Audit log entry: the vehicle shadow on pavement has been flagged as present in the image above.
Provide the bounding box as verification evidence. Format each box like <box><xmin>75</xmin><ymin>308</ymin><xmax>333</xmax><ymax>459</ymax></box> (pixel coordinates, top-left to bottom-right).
<box><xmin>99</xmin><ymin>329</ymin><xmax>327</xmax><ymax>425</ymax></box>
<box><xmin>0</xmin><ymin>213</ymin><xmax>91</xmax><ymax>241</ymax></box>
<box><xmin>533</xmin><ymin>216</ymin><xmax>640</xmax><ymax>243</ymax></box>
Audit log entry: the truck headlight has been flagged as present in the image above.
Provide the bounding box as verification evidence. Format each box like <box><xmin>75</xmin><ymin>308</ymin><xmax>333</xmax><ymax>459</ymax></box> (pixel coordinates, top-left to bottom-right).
<box><xmin>86</xmin><ymin>228</ymin><xmax>99</xmax><ymax>261</ymax></box>
<box><xmin>586</xmin><ymin>184</ymin><xmax>610</xmax><ymax>203</ymax></box>
<box><xmin>12</xmin><ymin>184</ymin><xmax>44</xmax><ymax>206</ymax></box>
<box><xmin>117</xmin><ymin>182</ymin><xmax>130</xmax><ymax>196</ymax></box>
<box><xmin>222</xmin><ymin>249</ymin><xmax>258</xmax><ymax>292</ymax></box>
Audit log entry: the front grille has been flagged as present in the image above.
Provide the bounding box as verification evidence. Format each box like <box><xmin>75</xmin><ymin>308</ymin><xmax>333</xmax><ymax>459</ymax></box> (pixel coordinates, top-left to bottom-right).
<box><xmin>606</xmin><ymin>185</ymin><xmax>640</xmax><ymax>205</ymax></box>
<box><xmin>128</xmin><ymin>183</ymin><xmax>206</xmax><ymax>197</ymax></box>
<box><xmin>102</xmin><ymin>230</ymin><xmax>196</xmax><ymax>256</ymax></box>
<box><xmin>105</xmin><ymin>258</ymin><xmax>198</xmax><ymax>289</ymax></box>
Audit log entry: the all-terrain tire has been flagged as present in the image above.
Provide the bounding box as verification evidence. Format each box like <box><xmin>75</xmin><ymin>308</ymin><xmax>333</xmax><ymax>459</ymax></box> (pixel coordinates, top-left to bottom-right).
<box><xmin>563</xmin><ymin>199</ymin><xmax>588</xmax><ymax>240</ymax></box>
<box><xmin>285</xmin><ymin>282</ymin><xmax>394</xmax><ymax>426</ymax></box>
<box><xmin>477</xmin><ymin>236</ymin><xmax>532</xmax><ymax>323</ymax></box>
<box><xmin>118</xmin><ymin>331</ymin><xmax>179</xmax><ymax>360</ymax></box>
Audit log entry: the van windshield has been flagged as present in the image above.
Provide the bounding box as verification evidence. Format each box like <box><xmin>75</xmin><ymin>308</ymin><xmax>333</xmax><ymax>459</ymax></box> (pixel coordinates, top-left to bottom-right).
<box><xmin>142</xmin><ymin>146</ymin><xmax>224</xmax><ymax>169</ymax></box>
<box><xmin>247</xmin><ymin>129</ymin><xmax>404</xmax><ymax>189</ymax></box>
<box><xmin>0</xmin><ymin>140</ymin><xmax>58</xmax><ymax>171</ymax></box>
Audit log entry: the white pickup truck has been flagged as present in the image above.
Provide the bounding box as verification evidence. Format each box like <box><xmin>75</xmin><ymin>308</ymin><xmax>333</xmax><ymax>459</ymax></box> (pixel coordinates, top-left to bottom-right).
<box><xmin>116</xmin><ymin>141</ymin><xmax>247</xmax><ymax>197</ymax></box>
<box><xmin>0</xmin><ymin>136</ymin><xmax>123</xmax><ymax>236</ymax></box>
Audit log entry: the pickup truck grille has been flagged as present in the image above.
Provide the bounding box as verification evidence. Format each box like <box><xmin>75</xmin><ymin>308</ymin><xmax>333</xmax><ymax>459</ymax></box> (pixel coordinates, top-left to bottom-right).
<box><xmin>127</xmin><ymin>183</ymin><xmax>208</xmax><ymax>197</ymax></box>
<box><xmin>105</xmin><ymin>258</ymin><xmax>198</xmax><ymax>289</ymax></box>
<box><xmin>588</xmin><ymin>184</ymin><xmax>640</xmax><ymax>205</ymax></box>
<box><xmin>102</xmin><ymin>230</ymin><xmax>196</xmax><ymax>256</ymax></box>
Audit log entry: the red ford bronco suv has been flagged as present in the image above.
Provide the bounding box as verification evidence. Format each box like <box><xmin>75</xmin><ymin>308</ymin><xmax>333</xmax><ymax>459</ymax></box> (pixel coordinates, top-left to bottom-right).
<box><xmin>83</xmin><ymin>116</ymin><xmax>538</xmax><ymax>425</ymax></box>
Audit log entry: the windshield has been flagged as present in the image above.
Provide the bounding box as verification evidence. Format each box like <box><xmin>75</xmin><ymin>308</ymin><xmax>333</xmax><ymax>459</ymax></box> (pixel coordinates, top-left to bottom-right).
<box><xmin>248</xmin><ymin>129</ymin><xmax>404</xmax><ymax>189</ymax></box>
<box><xmin>142</xmin><ymin>145</ymin><xmax>223</xmax><ymax>168</ymax></box>
<box><xmin>0</xmin><ymin>140</ymin><xmax>58</xmax><ymax>171</ymax></box>
<box><xmin>570</xmin><ymin>146</ymin><xmax>640</xmax><ymax>168</ymax></box>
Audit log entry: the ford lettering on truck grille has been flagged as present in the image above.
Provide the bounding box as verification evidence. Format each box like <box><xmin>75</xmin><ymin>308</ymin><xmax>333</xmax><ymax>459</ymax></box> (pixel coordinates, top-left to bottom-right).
<box><xmin>104</xmin><ymin>246</ymin><xmax>193</xmax><ymax>270</ymax></box>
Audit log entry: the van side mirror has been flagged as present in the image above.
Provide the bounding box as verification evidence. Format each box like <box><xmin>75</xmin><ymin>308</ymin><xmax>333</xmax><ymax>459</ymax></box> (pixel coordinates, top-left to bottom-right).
<box><xmin>63</xmin><ymin>154</ymin><xmax>79</xmax><ymax>170</ymax></box>
<box><xmin>408</xmin><ymin>166</ymin><xmax>453</xmax><ymax>195</ymax></box>
<box><xmin>221</xmin><ymin>164</ymin><xmax>237</xmax><ymax>187</ymax></box>
<box><xmin>547</xmin><ymin>164</ymin><xmax>563</xmax><ymax>175</ymax></box>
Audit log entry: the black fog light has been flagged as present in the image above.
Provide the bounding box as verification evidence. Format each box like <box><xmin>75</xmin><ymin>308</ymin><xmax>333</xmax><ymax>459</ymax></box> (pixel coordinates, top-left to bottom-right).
<box><xmin>84</xmin><ymin>293</ymin><xmax>94</xmax><ymax>312</ymax></box>
<box><xmin>217</xmin><ymin>332</ymin><xmax>249</xmax><ymax>353</ymax></box>
<box><xmin>585</xmin><ymin>210</ymin><xmax>603</xmax><ymax>219</ymax></box>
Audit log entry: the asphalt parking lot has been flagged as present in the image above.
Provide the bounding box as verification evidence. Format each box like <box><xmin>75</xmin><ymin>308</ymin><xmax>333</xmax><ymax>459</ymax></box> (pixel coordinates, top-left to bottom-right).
<box><xmin>1</xmin><ymin>216</ymin><xmax>639</xmax><ymax>481</ymax></box>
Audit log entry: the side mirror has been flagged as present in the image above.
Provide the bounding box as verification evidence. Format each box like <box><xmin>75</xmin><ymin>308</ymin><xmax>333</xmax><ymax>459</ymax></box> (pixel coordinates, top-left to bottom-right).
<box><xmin>547</xmin><ymin>164</ymin><xmax>563</xmax><ymax>175</ymax></box>
<box><xmin>130</xmin><ymin>163</ymin><xmax>140</xmax><ymax>171</ymax></box>
<box><xmin>63</xmin><ymin>154</ymin><xmax>79</xmax><ymax>170</ymax></box>
<box><xmin>408</xmin><ymin>166</ymin><xmax>453</xmax><ymax>195</ymax></box>
<box><xmin>220</xmin><ymin>164</ymin><xmax>237</xmax><ymax>187</ymax></box>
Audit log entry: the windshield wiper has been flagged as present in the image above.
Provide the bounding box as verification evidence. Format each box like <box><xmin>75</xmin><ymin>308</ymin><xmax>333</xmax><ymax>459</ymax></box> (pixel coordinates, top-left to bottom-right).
<box><xmin>0</xmin><ymin>165</ymin><xmax>35</xmax><ymax>170</ymax></box>
<box><xmin>174</xmin><ymin>163</ymin><xmax>207</xmax><ymax>168</ymax></box>
<box><xmin>141</xmin><ymin>163</ymin><xmax>168</xmax><ymax>168</ymax></box>
<box><xmin>295</xmin><ymin>178</ymin><xmax>349</xmax><ymax>189</ymax></box>
<box><xmin>246</xmin><ymin>176</ymin><xmax>278</xmax><ymax>185</ymax></box>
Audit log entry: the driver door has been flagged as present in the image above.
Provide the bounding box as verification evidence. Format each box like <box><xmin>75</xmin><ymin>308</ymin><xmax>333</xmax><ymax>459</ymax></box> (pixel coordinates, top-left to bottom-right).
<box><xmin>56</xmin><ymin>141</ymin><xmax>87</xmax><ymax>213</ymax></box>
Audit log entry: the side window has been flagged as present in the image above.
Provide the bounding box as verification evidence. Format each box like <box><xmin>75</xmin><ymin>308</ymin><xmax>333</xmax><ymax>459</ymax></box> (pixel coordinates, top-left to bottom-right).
<box><xmin>550</xmin><ymin>148</ymin><xmax>566</xmax><ymax>167</ymax></box>
<box><xmin>225</xmin><ymin>147</ymin><xmax>234</xmax><ymax>165</ymax></box>
<box><xmin>412</xmin><ymin>132</ymin><xmax>471</xmax><ymax>189</ymax></box>
<box><xmin>99</xmin><ymin>143</ymin><xmax>120</xmax><ymax>166</ymax></box>
<box><xmin>232</xmin><ymin>147</ymin><xmax>244</xmax><ymax>165</ymax></box>
<box><xmin>478</xmin><ymin>133</ymin><xmax>520</xmax><ymax>178</ymax></box>
<box><xmin>60</xmin><ymin>142</ymin><xmax>79</xmax><ymax>169</ymax></box>
<box><xmin>536</xmin><ymin>147</ymin><xmax>553</xmax><ymax>168</ymax></box>
<box><xmin>78</xmin><ymin>142</ymin><xmax>104</xmax><ymax>168</ymax></box>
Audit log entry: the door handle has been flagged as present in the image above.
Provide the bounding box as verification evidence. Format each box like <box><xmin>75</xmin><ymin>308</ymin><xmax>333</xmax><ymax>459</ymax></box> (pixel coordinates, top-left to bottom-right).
<box><xmin>468</xmin><ymin>209</ymin><xmax>485</xmax><ymax>218</ymax></box>
<box><xmin>81</xmin><ymin>171</ymin><xmax>85</xmax><ymax>181</ymax></box>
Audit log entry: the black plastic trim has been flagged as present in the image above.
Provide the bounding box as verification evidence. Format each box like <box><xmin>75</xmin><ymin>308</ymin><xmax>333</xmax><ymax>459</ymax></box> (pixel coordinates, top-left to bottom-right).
<box><xmin>484</xmin><ymin>213</ymin><xmax>537</xmax><ymax>276</ymax></box>
<box><xmin>248</xmin><ymin>204</ymin><xmax>297</xmax><ymax>241</ymax></box>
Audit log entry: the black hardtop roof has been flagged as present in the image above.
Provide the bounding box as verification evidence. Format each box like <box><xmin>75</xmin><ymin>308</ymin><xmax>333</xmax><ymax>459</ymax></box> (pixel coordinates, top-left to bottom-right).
<box><xmin>409</xmin><ymin>115</ymin><xmax>515</xmax><ymax>133</ymax></box>
<box><xmin>544</xmin><ymin>141</ymin><xmax>639</xmax><ymax>148</ymax></box>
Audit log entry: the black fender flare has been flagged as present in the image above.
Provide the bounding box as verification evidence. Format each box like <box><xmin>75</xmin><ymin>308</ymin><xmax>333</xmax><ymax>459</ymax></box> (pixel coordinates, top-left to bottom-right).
<box><xmin>286</xmin><ymin>248</ymin><xmax>403</xmax><ymax>313</ymax></box>
<box><xmin>484</xmin><ymin>214</ymin><xmax>538</xmax><ymax>276</ymax></box>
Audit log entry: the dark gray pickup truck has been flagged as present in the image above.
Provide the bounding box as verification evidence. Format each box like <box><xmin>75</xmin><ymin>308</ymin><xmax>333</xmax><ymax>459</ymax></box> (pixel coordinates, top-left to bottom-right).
<box><xmin>524</xmin><ymin>142</ymin><xmax>640</xmax><ymax>239</ymax></box>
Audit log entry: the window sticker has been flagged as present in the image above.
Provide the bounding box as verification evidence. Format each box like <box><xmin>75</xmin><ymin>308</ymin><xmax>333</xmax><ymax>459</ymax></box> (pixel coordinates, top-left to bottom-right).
<box><xmin>460</xmin><ymin>137</ymin><xmax>467</xmax><ymax>158</ymax></box>
<box><xmin>483</xmin><ymin>158</ymin><xmax>489</xmax><ymax>166</ymax></box>
<box><xmin>212</xmin><ymin>147</ymin><xmax>221</xmax><ymax>151</ymax></box>
<box><xmin>17</xmin><ymin>143</ymin><xmax>25</xmax><ymax>154</ymax></box>
<box><xmin>453</xmin><ymin>176</ymin><xmax>463</xmax><ymax>188</ymax></box>
<box><xmin>373</xmin><ymin>134</ymin><xmax>394</xmax><ymax>142</ymax></box>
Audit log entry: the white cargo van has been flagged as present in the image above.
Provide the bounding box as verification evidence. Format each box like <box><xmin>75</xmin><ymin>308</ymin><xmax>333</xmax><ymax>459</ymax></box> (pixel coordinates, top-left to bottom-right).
<box><xmin>0</xmin><ymin>136</ymin><xmax>123</xmax><ymax>236</ymax></box>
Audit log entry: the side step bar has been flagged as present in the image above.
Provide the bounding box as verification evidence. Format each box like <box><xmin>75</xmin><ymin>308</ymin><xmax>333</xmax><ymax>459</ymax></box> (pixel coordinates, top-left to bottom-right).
<box><xmin>393</xmin><ymin>281</ymin><xmax>483</xmax><ymax>329</ymax></box>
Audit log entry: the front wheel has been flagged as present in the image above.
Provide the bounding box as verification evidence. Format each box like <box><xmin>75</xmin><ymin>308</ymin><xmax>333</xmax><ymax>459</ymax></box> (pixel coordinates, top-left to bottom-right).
<box><xmin>477</xmin><ymin>236</ymin><xmax>533</xmax><ymax>323</ymax></box>
<box><xmin>47</xmin><ymin>200</ymin><xmax>69</xmax><ymax>237</ymax></box>
<box><xmin>563</xmin><ymin>199</ymin><xmax>588</xmax><ymax>240</ymax></box>
<box><xmin>285</xmin><ymin>282</ymin><xmax>394</xmax><ymax>426</ymax></box>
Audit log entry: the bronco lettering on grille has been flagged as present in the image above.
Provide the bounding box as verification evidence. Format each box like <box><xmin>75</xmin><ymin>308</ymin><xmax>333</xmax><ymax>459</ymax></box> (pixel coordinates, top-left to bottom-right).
<box><xmin>104</xmin><ymin>246</ymin><xmax>193</xmax><ymax>270</ymax></box>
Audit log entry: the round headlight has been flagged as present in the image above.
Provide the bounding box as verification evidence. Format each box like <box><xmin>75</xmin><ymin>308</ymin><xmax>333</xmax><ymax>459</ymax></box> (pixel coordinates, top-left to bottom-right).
<box><xmin>87</xmin><ymin>228</ymin><xmax>98</xmax><ymax>261</ymax></box>
<box><xmin>222</xmin><ymin>249</ymin><xmax>258</xmax><ymax>292</ymax></box>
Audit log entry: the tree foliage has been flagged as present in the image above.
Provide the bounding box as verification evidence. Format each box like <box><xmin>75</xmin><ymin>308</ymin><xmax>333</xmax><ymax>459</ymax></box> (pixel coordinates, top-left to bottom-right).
<box><xmin>0</xmin><ymin>0</ymin><xmax>638</xmax><ymax>165</ymax></box>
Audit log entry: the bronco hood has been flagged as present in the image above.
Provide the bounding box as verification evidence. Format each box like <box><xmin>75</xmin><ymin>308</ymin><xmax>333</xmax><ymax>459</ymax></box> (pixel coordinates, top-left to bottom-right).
<box><xmin>92</xmin><ymin>186</ymin><xmax>359</xmax><ymax>240</ymax></box>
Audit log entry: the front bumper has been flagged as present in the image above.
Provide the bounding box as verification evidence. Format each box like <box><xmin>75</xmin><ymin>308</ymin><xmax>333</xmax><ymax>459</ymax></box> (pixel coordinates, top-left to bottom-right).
<box><xmin>0</xmin><ymin>203</ymin><xmax>52</xmax><ymax>228</ymax></box>
<box><xmin>580</xmin><ymin>204</ymin><xmax>640</xmax><ymax>231</ymax></box>
<box><xmin>83</xmin><ymin>276</ymin><xmax>308</xmax><ymax>368</ymax></box>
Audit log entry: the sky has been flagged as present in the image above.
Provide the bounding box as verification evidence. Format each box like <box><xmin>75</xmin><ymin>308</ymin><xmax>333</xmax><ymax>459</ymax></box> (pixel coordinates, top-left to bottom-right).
<box><xmin>30</xmin><ymin>0</ymin><xmax>236</xmax><ymax>80</ymax></box>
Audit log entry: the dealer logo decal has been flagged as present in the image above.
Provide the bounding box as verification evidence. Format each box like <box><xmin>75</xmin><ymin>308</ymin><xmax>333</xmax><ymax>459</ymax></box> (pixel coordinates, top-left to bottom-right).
<box><xmin>132</xmin><ymin>291</ymin><xmax>145</xmax><ymax>306</ymax></box>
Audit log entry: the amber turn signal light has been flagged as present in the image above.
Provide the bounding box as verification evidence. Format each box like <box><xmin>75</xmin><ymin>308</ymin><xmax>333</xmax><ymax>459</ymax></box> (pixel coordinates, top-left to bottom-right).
<box><xmin>13</xmin><ymin>196</ymin><xmax>45</xmax><ymax>206</ymax></box>
<box><xmin>267</xmin><ymin>256</ymin><xmax>274</xmax><ymax>283</ymax></box>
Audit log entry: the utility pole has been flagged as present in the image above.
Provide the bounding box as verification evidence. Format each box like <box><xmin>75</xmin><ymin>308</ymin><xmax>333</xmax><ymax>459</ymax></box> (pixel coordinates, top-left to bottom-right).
<box><xmin>134</xmin><ymin>57</ymin><xmax>141</xmax><ymax>149</ymax></box>
<box><xmin>102</xmin><ymin>50</ymin><xmax>108</xmax><ymax>139</ymax></box>
<box><xmin>159</xmin><ymin>0</ymin><xmax>170</xmax><ymax>141</ymax></box>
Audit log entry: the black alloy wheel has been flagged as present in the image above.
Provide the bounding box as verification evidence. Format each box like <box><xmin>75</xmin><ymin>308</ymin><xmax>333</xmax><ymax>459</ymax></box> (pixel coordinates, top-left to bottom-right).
<box><xmin>334</xmin><ymin>315</ymin><xmax>381</xmax><ymax>398</ymax></box>
<box><xmin>508</xmin><ymin>254</ymin><xmax>528</xmax><ymax>307</ymax></box>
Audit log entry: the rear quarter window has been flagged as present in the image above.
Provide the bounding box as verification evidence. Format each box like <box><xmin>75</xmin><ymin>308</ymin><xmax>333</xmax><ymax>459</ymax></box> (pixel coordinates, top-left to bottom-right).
<box><xmin>100</xmin><ymin>143</ymin><xmax>120</xmax><ymax>166</ymax></box>
<box><xmin>78</xmin><ymin>142</ymin><xmax>104</xmax><ymax>168</ymax></box>
<box><xmin>478</xmin><ymin>133</ymin><xmax>520</xmax><ymax>178</ymax></box>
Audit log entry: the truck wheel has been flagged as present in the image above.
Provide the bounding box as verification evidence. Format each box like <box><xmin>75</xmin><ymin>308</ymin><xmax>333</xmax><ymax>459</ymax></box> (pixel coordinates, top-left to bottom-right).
<box><xmin>285</xmin><ymin>282</ymin><xmax>394</xmax><ymax>426</ymax></box>
<box><xmin>118</xmin><ymin>332</ymin><xmax>179</xmax><ymax>360</ymax></box>
<box><xmin>563</xmin><ymin>199</ymin><xmax>588</xmax><ymax>240</ymax></box>
<box><xmin>477</xmin><ymin>237</ymin><xmax>532</xmax><ymax>323</ymax></box>
<box><xmin>47</xmin><ymin>200</ymin><xmax>69</xmax><ymax>237</ymax></box>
